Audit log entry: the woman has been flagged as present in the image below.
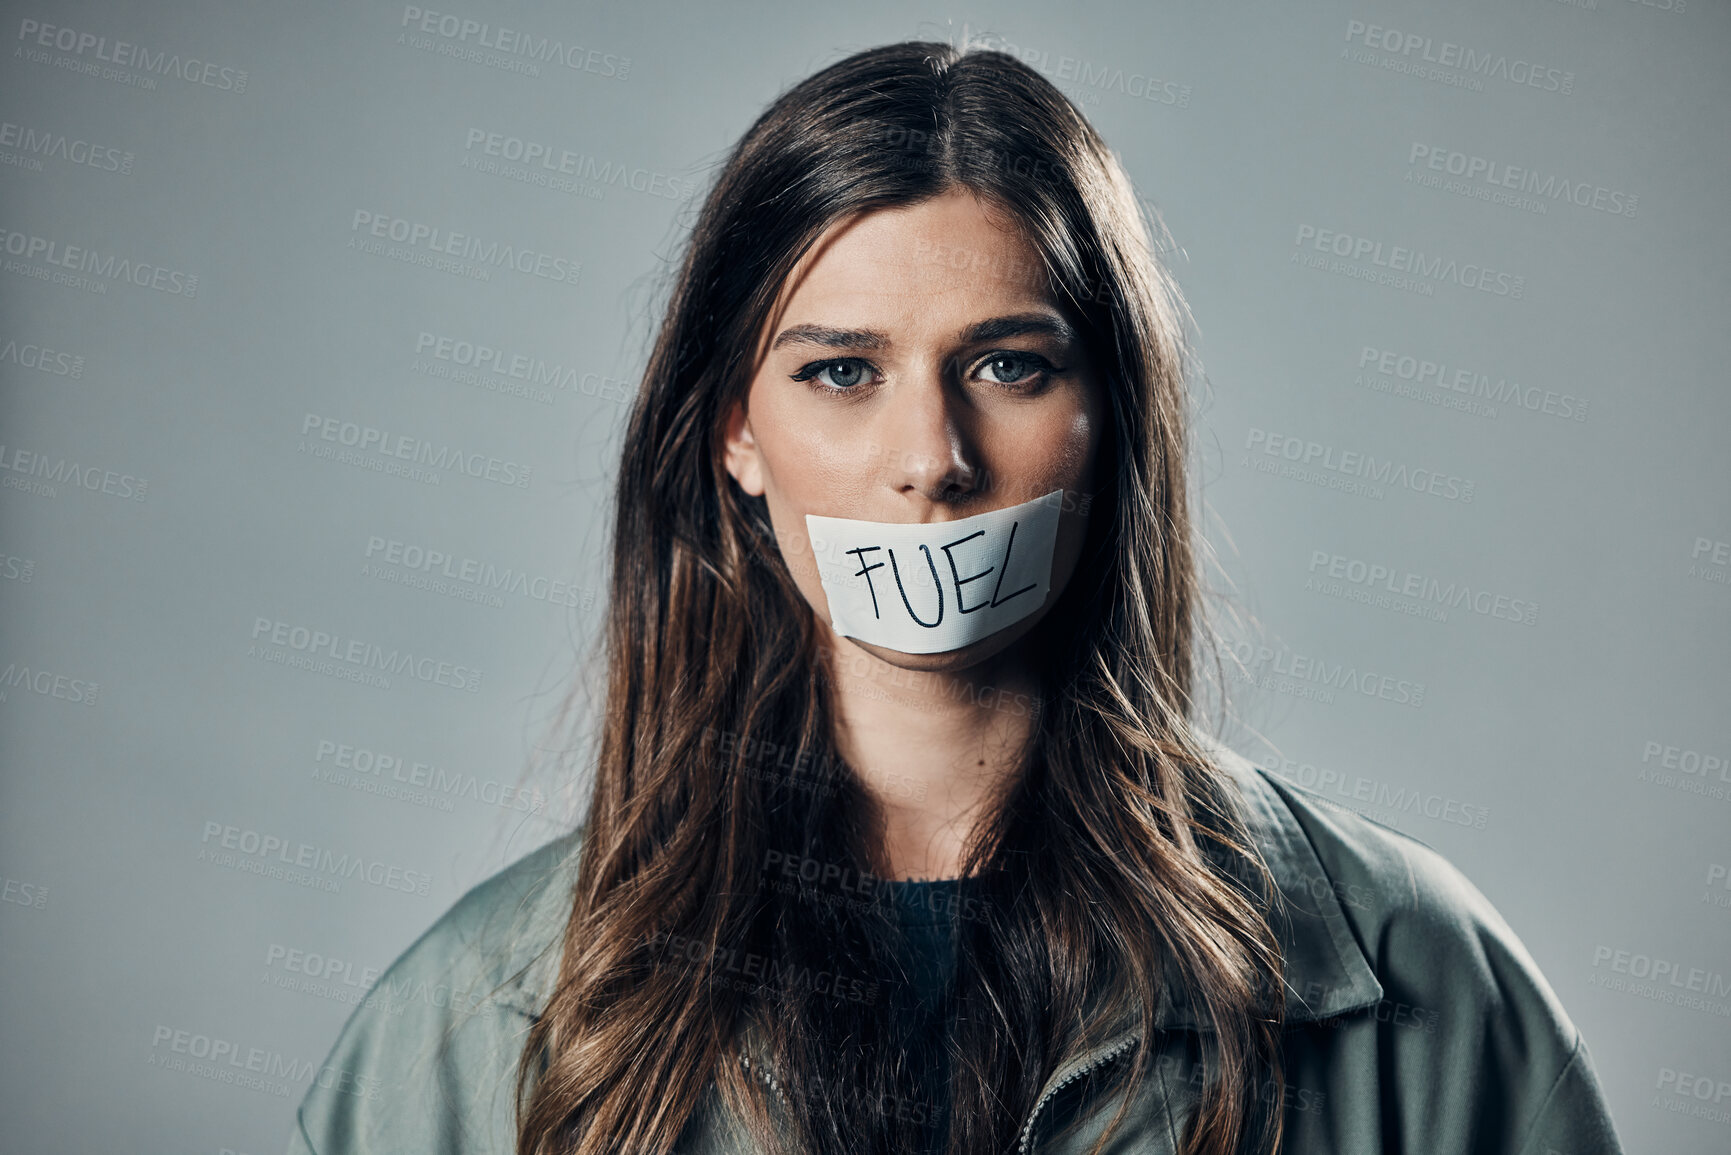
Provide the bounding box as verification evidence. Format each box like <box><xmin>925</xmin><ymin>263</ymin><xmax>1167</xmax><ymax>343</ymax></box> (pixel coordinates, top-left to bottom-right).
<box><xmin>287</xmin><ymin>42</ymin><xmax>1624</xmax><ymax>1155</ymax></box>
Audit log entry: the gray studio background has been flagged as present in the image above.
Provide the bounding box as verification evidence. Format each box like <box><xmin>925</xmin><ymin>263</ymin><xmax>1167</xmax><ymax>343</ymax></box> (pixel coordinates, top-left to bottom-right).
<box><xmin>2</xmin><ymin>0</ymin><xmax>1727</xmax><ymax>1151</ymax></box>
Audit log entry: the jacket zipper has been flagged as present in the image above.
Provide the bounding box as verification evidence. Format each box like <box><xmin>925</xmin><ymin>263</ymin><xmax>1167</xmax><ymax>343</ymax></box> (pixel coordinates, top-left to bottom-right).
<box><xmin>739</xmin><ymin>1051</ymin><xmax>788</xmax><ymax>1105</ymax></box>
<box><xmin>741</xmin><ymin>1034</ymin><xmax>1141</xmax><ymax>1155</ymax></box>
<box><xmin>1015</xmin><ymin>1034</ymin><xmax>1140</xmax><ymax>1155</ymax></box>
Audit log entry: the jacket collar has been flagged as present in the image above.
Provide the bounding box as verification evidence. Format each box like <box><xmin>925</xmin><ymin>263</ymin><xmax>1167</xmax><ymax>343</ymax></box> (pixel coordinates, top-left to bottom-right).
<box><xmin>996</xmin><ymin>736</ymin><xmax>1383</xmax><ymax>1043</ymax></box>
<box><xmin>1154</xmin><ymin>736</ymin><xmax>1384</xmax><ymax>1030</ymax></box>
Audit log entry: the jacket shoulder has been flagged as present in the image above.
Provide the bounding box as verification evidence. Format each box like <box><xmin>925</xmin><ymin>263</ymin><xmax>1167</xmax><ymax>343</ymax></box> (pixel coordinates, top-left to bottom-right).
<box><xmin>287</xmin><ymin>828</ymin><xmax>583</xmax><ymax>1155</ymax></box>
<box><xmin>1248</xmin><ymin>766</ymin><xmax>1575</xmax><ymax>1036</ymax></box>
<box><xmin>1234</xmin><ymin>763</ymin><xmax>1619</xmax><ymax>1152</ymax></box>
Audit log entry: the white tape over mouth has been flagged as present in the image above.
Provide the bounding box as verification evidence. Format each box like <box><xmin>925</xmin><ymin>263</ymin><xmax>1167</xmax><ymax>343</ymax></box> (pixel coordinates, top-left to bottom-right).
<box><xmin>803</xmin><ymin>488</ymin><xmax>1064</xmax><ymax>655</ymax></box>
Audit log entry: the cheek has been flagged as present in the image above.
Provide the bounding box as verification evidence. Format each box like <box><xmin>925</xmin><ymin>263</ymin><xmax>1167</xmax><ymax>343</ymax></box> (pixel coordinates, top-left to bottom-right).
<box><xmin>751</xmin><ymin>397</ymin><xmax>867</xmax><ymax>504</ymax></box>
<box><xmin>741</xmin><ymin>398</ymin><xmax>853</xmax><ymax>600</ymax></box>
<box><xmin>990</xmin><ymin>404</ymin><xmax>1098</xmax><ymax>493</ymax></box>
<box><xmin>760</xmin><ymin>433</ymin><xmax>858</xmax><ymax>511</ymax></box>
<box><xmin>1078</xmin><ymin>415</ymin><xmax>1104</xmax><ymax>492</ymax></box>
<box><xmin>1058</xmin><ymin>389</ymin><xmax>1106</xmax><ymax>488</ymax></box>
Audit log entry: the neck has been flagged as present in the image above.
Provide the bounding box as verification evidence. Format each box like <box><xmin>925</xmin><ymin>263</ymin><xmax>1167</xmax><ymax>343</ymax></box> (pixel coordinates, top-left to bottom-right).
<box><xmin>819</xmin><ymin>635</ymin><xmax>1041</xmax><ymax>881</ymax></box>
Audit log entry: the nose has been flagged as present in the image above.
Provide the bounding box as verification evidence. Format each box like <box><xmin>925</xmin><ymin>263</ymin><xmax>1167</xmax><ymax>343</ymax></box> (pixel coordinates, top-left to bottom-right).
<box><xmin>875</xmin><ymin>364</ymin><xmax>981</xmax><ymax>506</ymax></box>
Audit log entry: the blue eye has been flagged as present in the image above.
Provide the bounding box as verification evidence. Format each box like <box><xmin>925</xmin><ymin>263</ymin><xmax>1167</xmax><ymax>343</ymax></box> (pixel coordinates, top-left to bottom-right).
<box><xmin>974</xmin><ymin>352</ymin><xmax>1054</xmax><ymax>387</ymax></box>
<box><xmin>790</xmin><ymin>358</ymin><xmax>875</xmax><ymax>390</ymax></box>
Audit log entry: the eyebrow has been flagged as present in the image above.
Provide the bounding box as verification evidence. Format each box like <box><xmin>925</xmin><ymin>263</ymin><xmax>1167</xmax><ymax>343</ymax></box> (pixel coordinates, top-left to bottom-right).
<box><xmin>769</xmin><ymin>312</ymin><xmax>1078</xmax><ymax>353</ymax></box>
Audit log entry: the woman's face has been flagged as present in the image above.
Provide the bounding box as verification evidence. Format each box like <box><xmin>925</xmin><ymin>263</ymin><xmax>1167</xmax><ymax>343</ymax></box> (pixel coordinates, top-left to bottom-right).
<box><xmin>722</xmin><ymin>187</ymin><xmax>1105</xmax><ymax>673</ymax></box>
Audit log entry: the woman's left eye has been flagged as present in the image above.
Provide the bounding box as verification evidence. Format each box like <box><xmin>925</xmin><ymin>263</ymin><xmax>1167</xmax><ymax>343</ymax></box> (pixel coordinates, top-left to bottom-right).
<box><xmin>973</xmin><ymin>352</ymin><xmax>1055</xmax><ymax>387</ymax></box>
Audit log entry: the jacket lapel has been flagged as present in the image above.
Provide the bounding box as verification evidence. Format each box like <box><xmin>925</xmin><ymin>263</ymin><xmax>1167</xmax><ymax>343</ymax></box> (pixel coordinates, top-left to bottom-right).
<box><xmin>1159</xmin><ymin>739</ymin><xmax>1385</xmax><ymax>1029</ymax></box>
<box><xmin>1004</xmin><ymin>743</ymin><xmax>1385</xmax><ymax>1151</ymax></box>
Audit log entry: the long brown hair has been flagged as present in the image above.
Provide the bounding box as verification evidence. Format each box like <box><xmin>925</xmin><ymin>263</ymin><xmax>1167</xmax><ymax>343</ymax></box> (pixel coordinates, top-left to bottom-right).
<box><xmin>516</xmin><ymin>40</ymin><xmax>1285</xmax><ymax>1155</ymax></box>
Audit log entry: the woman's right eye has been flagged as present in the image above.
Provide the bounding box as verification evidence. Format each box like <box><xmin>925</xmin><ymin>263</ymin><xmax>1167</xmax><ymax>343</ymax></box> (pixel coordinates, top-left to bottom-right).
<box><xmin>790</xmin><ymin>358</ymin><xmax>876</xmax><ymax>390</ymax></box>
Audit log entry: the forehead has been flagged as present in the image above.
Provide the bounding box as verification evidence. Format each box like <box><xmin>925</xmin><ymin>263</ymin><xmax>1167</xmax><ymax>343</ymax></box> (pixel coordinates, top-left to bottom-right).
<box><xmin>772</xmin><ymin>190</ymin><xmax>1057</xmax><ymax>326</ymax></box>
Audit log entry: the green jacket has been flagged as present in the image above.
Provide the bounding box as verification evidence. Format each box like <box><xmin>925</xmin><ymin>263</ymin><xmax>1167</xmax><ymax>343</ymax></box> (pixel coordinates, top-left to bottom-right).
<box><xmin>285</xmin><ymin>744</ymin><xmax>1625</xmax><ymax>1154</ymax></box>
